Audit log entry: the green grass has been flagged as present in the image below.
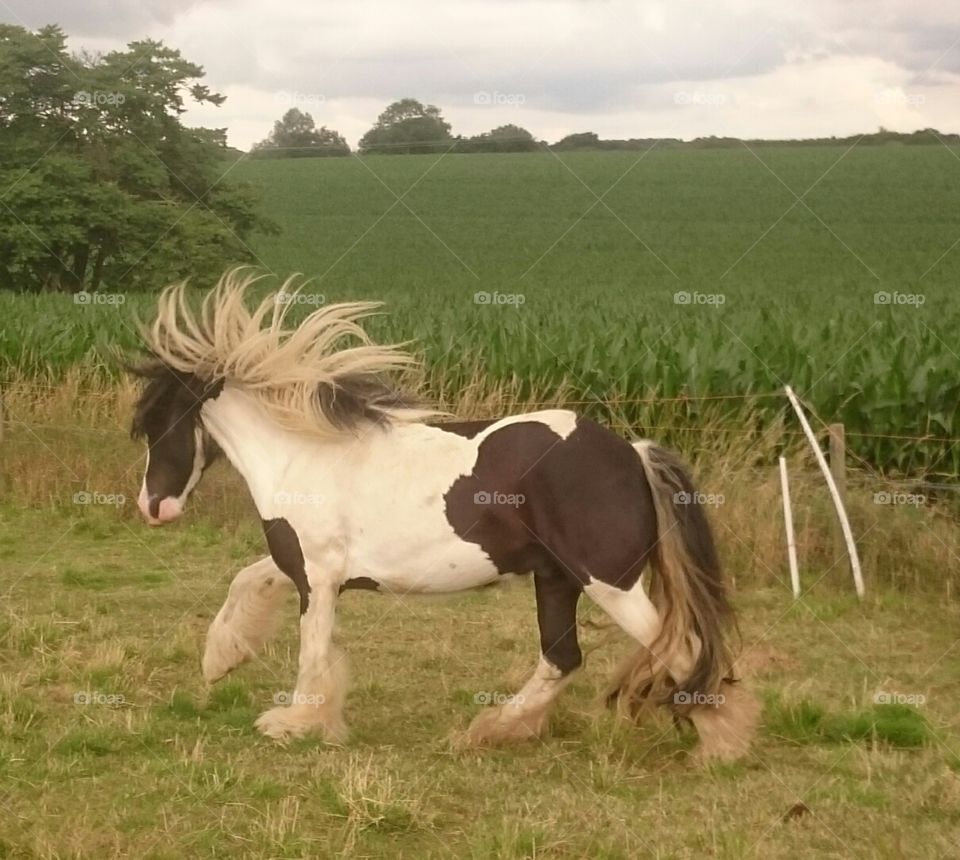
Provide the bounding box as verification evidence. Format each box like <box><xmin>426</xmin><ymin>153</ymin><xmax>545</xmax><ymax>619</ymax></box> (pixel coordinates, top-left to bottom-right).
<box><xmin>766</xmin><ymin>696</ymin><xmax>931</xmax><ymax>748</ymax></box>
<box><xmin>2</xmin><ymin>146</ymin><xmax>960</xmax><ymax>475</ymax></box>
<box><xmin>2</xmin><ymin>504</ymin><xmax>960</xmax><ymax>857</ymax></box>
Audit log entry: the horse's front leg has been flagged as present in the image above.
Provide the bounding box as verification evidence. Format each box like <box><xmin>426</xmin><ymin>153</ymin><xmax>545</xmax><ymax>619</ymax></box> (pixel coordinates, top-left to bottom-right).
<box><xmin>203</xmin><ymin>556</ymin><xmax>294</xmax><ymax>683</ymax></box>
<box><xmin>253</xmin><ymin>519</ymin><xmax>349</xmax><ymax>742</ymax></box>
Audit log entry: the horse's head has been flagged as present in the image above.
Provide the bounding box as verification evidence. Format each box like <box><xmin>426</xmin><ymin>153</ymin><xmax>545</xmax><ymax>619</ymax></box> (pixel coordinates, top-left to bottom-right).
<box><xmin>130</xmin><ymin>362</ymin><xmax>223</xmax><ymax>525</ymax></box>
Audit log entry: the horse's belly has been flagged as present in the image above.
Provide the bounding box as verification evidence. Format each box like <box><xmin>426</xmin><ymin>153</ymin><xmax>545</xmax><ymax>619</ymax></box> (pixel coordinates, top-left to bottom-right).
<box><xmin>350</xmin><ymin>537</ymin><xmax>501</xmax><ymax>594</ymax></box>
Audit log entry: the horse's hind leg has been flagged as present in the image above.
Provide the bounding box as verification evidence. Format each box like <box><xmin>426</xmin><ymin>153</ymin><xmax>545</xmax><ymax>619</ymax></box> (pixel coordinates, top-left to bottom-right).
<box><xmin>466</xmin><ymin>566</ymin><xmax>582</xmax><ymax>745</ymax></box>
<box><xmin>203</xmin><ymin>557</ymin><xmax>294</xmax><ymax>683</ymax></box>
<box><xmin>586</xmin><ymin>578</ymin><xmax>694</xmax><ymax>707</ymax></box>
<box><xmin>589</xmin><ymin>579</ymin><xmax>758</xmax><ymax>762</ymax></box>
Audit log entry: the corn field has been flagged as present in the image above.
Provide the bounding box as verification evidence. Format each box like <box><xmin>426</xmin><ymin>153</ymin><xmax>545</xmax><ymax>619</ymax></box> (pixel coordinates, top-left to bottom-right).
<box><xmin>3</xmin><ymin>147</ymin><xmax>959</xmax><ymax>478</ymax></box>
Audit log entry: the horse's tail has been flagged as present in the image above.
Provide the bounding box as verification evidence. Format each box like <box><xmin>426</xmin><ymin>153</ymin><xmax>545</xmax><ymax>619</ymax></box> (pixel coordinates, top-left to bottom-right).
<box><xmin>609</xmin><ymin>441</ymin><xmax>757</xmax><ymax>760</ymax></box>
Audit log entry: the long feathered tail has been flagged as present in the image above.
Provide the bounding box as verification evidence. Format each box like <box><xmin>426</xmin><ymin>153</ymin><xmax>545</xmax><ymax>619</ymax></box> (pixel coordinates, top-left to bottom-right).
<box><xmin>607</xmin><ymin>441</ymin><xmax>759</xmax><ymax>762</ymax></box>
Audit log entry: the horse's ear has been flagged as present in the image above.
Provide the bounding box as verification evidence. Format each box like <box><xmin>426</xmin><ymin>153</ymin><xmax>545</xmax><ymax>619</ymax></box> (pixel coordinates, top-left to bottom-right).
<box><xmin>178</xmin><ymin>373</ymin><xmax>225</xmax><ymax>404</ymax></box>
<box><xmin>129</xmin><ymin>361</ymin><xmax>183</xmax><ymax>440</ymax></box>
<box><xmin>121</xmin><ymin>353</ymin><xmax>166</xmax><ymax>380</ymax></box>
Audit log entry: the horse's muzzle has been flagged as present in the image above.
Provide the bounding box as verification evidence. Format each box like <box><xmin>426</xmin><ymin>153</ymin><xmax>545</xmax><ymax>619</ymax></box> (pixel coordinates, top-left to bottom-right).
<box><xmin>138</xmin><ymin>488</ymin><xmax>183</xmax><ymax>525</ymax></box>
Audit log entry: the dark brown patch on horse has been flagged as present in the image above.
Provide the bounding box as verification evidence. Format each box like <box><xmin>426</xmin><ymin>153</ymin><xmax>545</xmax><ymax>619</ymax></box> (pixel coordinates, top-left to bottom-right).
<box><xmin>442</xmin><ymin>418</ymin><xmax>657</xmax><ymax>590</ymax></box>
<box><xmin>262</xmin><ymin>517</ymin><xmax>310</xmax><ymax>614</ymax></box>
<box><xmin>534</xmin><ymin>566</ymin><xmax>583</xmax><ymax>674</ymax></box>
<box><xmin>339</xmin><ymin>576</ymin><xmax>380</xmax><ymax>593</ymax></box>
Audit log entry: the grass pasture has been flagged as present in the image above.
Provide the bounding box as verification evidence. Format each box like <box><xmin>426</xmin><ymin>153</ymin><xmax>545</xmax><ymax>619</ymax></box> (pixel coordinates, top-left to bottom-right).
<box><xmin>3</xmin><ymin>144</ymin><xmax>960</xmax><ymax>857</ymax></box>
<box><xmin>1</xmin><ymin>504</ymin><xmax>959</xmax><ymax>859</ymax></box>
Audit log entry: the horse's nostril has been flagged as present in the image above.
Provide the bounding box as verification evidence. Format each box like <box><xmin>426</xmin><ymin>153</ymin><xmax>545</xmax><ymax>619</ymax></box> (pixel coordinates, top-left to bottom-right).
<box><xmin>157</xmin><ymin>498</ymin><xmax>183</xmax><ymax>522</ymax></box>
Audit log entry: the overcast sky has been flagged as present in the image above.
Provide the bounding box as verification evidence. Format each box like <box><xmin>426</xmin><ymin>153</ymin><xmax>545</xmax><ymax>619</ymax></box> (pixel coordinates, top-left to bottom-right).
<box><xmin>4</xmin><ymin>0</ymin><xmax>960</xmax><ymax>149</ymax></box>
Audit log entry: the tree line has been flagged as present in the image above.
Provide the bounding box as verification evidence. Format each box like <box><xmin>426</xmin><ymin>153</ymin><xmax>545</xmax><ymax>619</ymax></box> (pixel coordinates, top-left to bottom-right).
<box><xmin>252</xmin><ymin>99</ymin><xmax>540</xmax><ymax>157</ymax></box>
<box><xmin>253</xmin><ymin>106</ymin><xmax>960</xmax><ymax>159</ymax></box>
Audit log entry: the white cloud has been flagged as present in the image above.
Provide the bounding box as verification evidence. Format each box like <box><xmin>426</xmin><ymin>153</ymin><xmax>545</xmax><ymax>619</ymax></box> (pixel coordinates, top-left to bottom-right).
<box><xmin>7</xmin><ymin>0</ymin><xmax>960</xmax><ymax>148</ymax></box>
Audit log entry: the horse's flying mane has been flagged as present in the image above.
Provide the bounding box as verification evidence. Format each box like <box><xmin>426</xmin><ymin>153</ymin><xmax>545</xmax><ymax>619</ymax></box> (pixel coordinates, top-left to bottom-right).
<box><xmin>137</xmin><ymin>268</ymin><xmax>437</xmax><ymax>435</ymax></box>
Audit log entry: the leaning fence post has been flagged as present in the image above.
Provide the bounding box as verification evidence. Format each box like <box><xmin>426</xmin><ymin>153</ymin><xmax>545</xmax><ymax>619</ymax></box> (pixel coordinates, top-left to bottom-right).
<box><xmin>828</xmin><ymin>423</ymin><xmax>846</xmax><ymax>561</ymax></box>
<box><xmin>784</xmin><ymin>386</ymin><xmax>865</xmax><ymax>598</ymax></box>
<box><xmin>779</xmin><ymin>456</ymin><xmax>800</xmax><ymax>598</ymax></box>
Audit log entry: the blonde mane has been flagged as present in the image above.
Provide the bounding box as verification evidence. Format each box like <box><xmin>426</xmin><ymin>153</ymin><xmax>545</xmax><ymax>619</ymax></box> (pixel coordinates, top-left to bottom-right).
<box><xmin>140</xmin><ymin>269</ymin><xmax>438</xmax><ymax>435</ymax></box>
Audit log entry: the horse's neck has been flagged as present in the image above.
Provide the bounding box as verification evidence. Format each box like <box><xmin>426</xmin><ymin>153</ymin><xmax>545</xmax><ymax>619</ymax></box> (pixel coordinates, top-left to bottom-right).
<box><xmin>200</xmin><ymin>386</ymin><xmax>318</xmax><ymax>512</ymax></box>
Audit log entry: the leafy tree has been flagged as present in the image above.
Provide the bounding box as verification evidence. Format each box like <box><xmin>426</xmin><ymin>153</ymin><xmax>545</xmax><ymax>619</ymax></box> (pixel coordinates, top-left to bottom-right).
<box><xmin>552</xmin><ymin>131</ymin><xmax>601</xmax><ymax>150</ymax></box>
<box><xmin>251</xmin><ymin>108</ymin><xmax>350</xmax><ymax>157</ymax></box>
<box><xmin>358</xmin><ymin>98</ymin><xmax>452</xmax><ymax>155</ymax></box>
<box><xmin>459</xmin><ymin>124</ymin><xmax>540</xmax><ymax>153</ymax></box>
<box><xmin>0</xmin><ymin>24</ymin><xmax>271</xmax><ymax>293</ymax></box>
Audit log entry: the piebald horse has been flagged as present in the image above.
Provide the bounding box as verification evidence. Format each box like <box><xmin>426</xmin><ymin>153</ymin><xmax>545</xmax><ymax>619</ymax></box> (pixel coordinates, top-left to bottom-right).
<box><xmin>131</xmin><ymin>272</ymin><xmax>757</xmax><ymax>761</ymax></box>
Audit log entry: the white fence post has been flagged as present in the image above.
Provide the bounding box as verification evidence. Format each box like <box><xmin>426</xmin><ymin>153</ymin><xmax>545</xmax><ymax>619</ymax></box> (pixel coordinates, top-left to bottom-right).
<box><xmin>784</xmin><ymin>386</ymin><xmax>865</xmax><ymax>598</ymax></box>
<box><xmin>779</xmin><ymin>456</ymin><xmax>800</xmax><ymax>598</ymax></box>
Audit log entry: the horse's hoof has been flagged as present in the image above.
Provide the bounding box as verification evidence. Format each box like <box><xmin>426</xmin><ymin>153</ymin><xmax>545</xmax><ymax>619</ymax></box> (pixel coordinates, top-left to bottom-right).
<box><xmin>255</xmin><ymin>705</ymin><xmax>348</xmax><ymax>744</ymax></box>
<box><xmin>201</xmin><ymin>630</ymin><xmax>252</xmax><ymax>683</ymax></box>
<box><xmin>689</xmin><ymin>682</ymin><xmax>760</xmax><ymax>765</ymax></box>
<box><xmin>464</xmin><ymin>705</ymin><xmax>547</xmax><ymax>746</ymax></box>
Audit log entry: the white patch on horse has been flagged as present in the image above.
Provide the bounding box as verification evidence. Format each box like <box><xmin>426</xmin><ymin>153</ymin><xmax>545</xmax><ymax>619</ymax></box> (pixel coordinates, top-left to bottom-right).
<box><xmin>477</xmin><ymin>409</ymin><xmax>578</xmax><ymax>442</ymax></box>
<box><xmin>202</xmin><ymin>386</ymin><xmax>505</xmax><ymax>594</ymax></box>
<box><xmin>586</xmin><ymin>575</ymin><xmax>695</xmax><ymax>687</ymax></box>
<box><xmin>585</xmin><ymin>578</ymin><xmax>659</xmax><ymax>642</ymax></box>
